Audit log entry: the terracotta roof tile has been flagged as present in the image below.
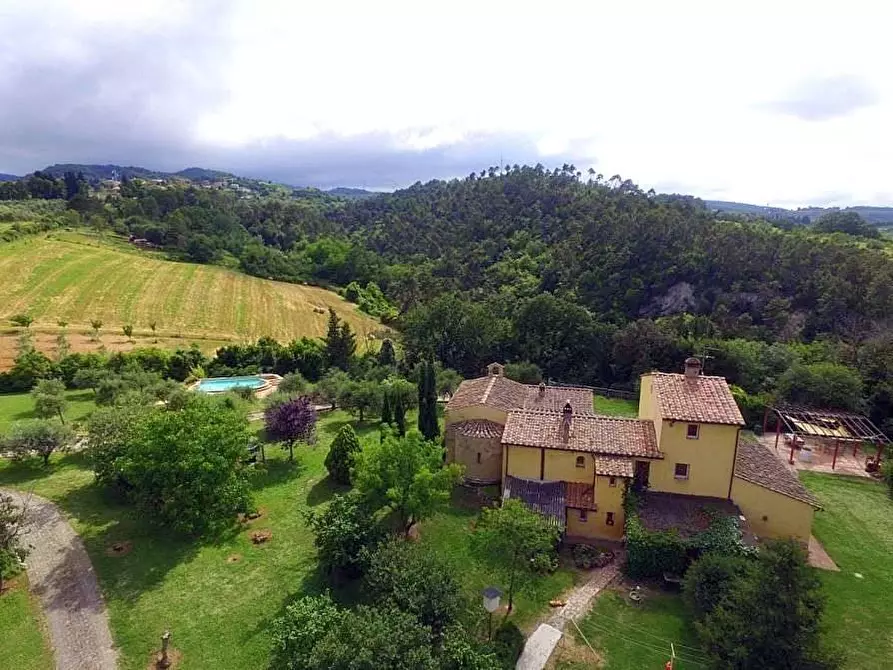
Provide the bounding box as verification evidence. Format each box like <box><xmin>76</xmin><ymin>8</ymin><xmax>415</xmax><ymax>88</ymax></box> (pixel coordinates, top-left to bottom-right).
<box><xmin>453</xmin><ymin>419</ymin><xmax>504</xmax><ymax>439</ymax></box>
<box><xmin>651</xmin><ymin>372</ymin><xmax>745</xmax><ymax>426</ymax></box>
<box><xmin>502</xmin><ymin>411</ymin><xmax>662</xmax><ymax>459</ymax></box>
<box><xmin>595</xmin><ymin>456</ymin><xmax>635</xmax><ymax>478</ymax></box>
<box><xmin>446</xmin><ymin>375</ymin><xmax>594</xmax><ymax>415</ymax></box>
<box><xmin>734</xmin><ymin>439</ymin><xmax>821</xmax><ymax>508</ymax></box>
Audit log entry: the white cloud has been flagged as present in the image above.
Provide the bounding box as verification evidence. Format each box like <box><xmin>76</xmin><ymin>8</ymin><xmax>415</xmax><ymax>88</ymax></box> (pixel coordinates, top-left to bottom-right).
<box><xmin>2</xmin><ymin>0</ymin><xmax>893</xmax><ymax>205</ymax></box>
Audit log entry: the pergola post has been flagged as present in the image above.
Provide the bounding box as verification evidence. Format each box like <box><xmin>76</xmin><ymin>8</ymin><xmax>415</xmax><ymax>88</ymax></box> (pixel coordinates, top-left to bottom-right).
<box><xmin>774</xmin><ymin>411</ymin><xmax>782</xmax><ymax>452</ymax></box>
<box><xmin>832</xmin><ymin>439</ymin><xmax>839</xmax><ymax>470</ymax></box>
<box><xmin>789</xmin><ymin>439</ymin><xmax>796</xmax><ymax>465</ymax></box>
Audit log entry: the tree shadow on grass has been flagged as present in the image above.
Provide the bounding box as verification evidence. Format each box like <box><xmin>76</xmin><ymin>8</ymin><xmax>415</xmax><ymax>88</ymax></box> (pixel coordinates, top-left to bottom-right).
<box><xmin>320</xmin><ymin>418</ymin><xmax>354</xmax><ymax>436</ymax></box>
<box><xmin>251</xmin><ymin>453</ymin><xmax>307</xmax><ymax>491</ymax></box>
<box><xmin>306</xmin><ymin>475</ymin><xmax>348</xmax><ymax>507</ymax></box>
<box><xmin>0</xmin><ymin>452</ymin><xmax>89</xmax><ymax>488</ymax></box>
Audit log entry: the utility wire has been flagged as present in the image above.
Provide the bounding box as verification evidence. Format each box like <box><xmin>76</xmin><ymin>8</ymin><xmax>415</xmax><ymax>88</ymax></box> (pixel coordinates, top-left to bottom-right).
<box><xmin>584</xmin><ymin>610</ymin><xmax>709</xmax><ymax>657</ymax></box>
<box><xmin>581</xmin><ymin>620</ymin><xmax>708</xmax><ymax>668</ymax></box>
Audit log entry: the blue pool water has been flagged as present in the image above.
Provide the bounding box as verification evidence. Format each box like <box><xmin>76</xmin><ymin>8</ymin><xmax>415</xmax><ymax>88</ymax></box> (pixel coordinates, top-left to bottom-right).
<box><xmin>196</xmin><ymin>376</ymin><xmax>265</xmax><ymax>393</ymax></box>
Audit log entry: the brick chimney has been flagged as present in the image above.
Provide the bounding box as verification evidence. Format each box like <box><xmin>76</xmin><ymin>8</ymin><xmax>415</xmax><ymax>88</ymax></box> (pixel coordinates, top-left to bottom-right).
<box><xmin>684</xmin><ymin>357</ymin><xmax>702</xmax><ymax>380</ymax></box>
<box><xmin>538</xmin><ymin>382</ymin><xmax>546</xmax><ymax>398</ymax></box>
<box><xmin>561</xmin><ymin>400</ymin><xmax>573</xmax><ymax>442</ymax></box>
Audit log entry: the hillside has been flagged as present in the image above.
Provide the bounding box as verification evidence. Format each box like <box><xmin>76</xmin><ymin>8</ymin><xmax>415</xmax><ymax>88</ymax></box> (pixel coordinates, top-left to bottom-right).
<box><xmin>706</xmin><ymin>199</ymin><xmax>893</xmax><ymax>225</ymax></box>
<box><xmin>0</xmin><ymin>173</ymin><xmax>18</xmax><ymax>182</ymax></box>
<box><xmin>0</xmin><ymin>232</ymin><xmax>383</xmax><ymax>369</ymax></box>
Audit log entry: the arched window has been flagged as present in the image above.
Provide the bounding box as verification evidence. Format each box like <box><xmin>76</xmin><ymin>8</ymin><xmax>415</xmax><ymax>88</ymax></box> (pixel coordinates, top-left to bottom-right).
<box><xmin>575</xmin><ymin>455</ymin><xmax>585</xmax><ymax>468</ymax></box>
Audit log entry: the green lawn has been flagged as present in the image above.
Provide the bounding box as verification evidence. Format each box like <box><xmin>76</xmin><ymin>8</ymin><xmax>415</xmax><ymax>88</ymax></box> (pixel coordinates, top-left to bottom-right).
<box><xmin>0</xmin><ymin>389</ymin><xmax>96</xmax><ymax>434</ymax></box>
<box><xmin>556</xmin><ymin>589</ymin><xmax>703</xmax><ymax>670</ymax></box>
<box><xmin>0</xmin><ymin>575</ymin><xmax>53</xmax><ymax>670</ymax></box>
<box><xmin>594</xmin><ymin>395</ymin><xmax>638</xmax><ymax>418</ymax></box>
<box><xmin>801</xmin><ymin>473</ymin><xmax>893</xmax><ymax>669</ymax></box>
<box><xmin>0</xmin><ymin>407</ymin><xmax>574</xmax><ymax>669</ymax></box>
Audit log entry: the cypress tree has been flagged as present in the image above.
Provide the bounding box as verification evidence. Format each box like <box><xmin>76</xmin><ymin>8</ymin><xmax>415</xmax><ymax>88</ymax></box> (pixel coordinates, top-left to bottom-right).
<box><xmin>378</xmin><ymin>339</ymin><xmax>397</xmax><ymax>367</ymax></box>
<box><xmin>393</xmin><ymin>392</ymin><xmax>406</xmax><ymax>436</ymax></box>
<box><xmin>381</xmin><ymin>387</ymin><xmax>393</xmax><ymax>425</ymax></box>
<box><xmin>417</xmin><ymin>361</ymin><xmax>440</xmax><ymax>441</ymax></box>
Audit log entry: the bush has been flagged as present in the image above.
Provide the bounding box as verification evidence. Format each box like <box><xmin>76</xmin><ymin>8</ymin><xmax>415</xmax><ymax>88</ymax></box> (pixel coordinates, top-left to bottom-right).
<box><xmin>2</xmin><ymin>419</ymin><xmax>73</xmax><ymax>467</ymax></box>
<box><xmin>324</xmin><ymin>424</ymin><xmax>361</xmax><ymax>485</ymax></box>
<box><xmin>572</xmin><ymin>544</ymin><xmax>600</xmax><ymax>569</ymax></box>
<box><xmin>492</xmin><ymin>622</ymin><xmax>524</xmax><ymax>667</ymax></box>
<box><xmin>624</xmin><ymin>514</ymin><xmax>689</xmax><ymax>579</ymax></box>
<box><xmin>278</xmin><ymin>372</ymin><xmax>307</xmax><ymax>395</ymax></box>
<box><xmin>270</xmin><ymin>594</ymin><xmax>344</xmax><ymax>670</ymax></box>
<box><xmin>305</xmin><ymin>491</ymin><xmax>382</xmax><ymax>579</ymax></box>
<box><xmin>504</xmin><ymin>361</ymin><xmax>543</xmax><ymax>384</ymax></box>
<box><xmin>683</xmin><ymin>552</ymin><xmax>754</xmax><ymax>619</ymax></box>
<box><xmin>365</xmin><ymin>539</ymin><xmax>465</xmax><ymax>637</ymax></box>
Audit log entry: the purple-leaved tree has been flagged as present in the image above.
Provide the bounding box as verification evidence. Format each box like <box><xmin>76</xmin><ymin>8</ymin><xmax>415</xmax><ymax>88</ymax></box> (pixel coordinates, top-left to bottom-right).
<box><xmin>264</xmin><ymin>396</ymin><xmax>317</xmax><ymax>461</ymax></box>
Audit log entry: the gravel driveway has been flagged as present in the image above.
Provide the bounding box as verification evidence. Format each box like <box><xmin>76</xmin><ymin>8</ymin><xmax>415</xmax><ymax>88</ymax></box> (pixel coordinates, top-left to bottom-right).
<box><xmin>3</xmin><ymin>488</ymin><xmax>118</xmax><ymax>670</ymax></box>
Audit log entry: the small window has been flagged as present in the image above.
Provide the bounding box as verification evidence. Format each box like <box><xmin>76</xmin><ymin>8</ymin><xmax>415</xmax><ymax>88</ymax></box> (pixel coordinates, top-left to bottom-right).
<box><xmin>476</xmin><ymin>452</ymin><xmax>481</xmax><ymax>464</ymax></box>
<box><xmin>579</xmin><ymin>509</ymin><xmax>588</xmax><ymax>522</ymax></box>
<box><xmin>609</xmin><ymin>477</ymin><xmax>617</xmax><ymax>487</ymax></box>
<box><xmin>575</xmin><ymin>455</ymin><xmax>586</xmax><ymax>468</ymax></box>
<box><xmin>606</xmin><ymin>512</ymin><xmax>615</xmax><ymax>526</ymax></box>
<box><xmin>674</xmin><ymin>463</ymin><xmax>690</xmax><ymax>480</ymax></box>
<box><xmin>686</xmin><ymin>424</ymin><xmax>699</xmax><ymax>439</ymax></box>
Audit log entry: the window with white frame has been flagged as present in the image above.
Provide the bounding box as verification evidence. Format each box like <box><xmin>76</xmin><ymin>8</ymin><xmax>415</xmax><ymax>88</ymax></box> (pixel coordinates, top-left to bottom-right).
<box><xmin>674</xmin><ymin>463</ymin><xmax>690</xmax><ymax>480</ymax></box>
<box><xmin>575</xmin><ymin>455</ymin><xmax>585</xmax><ymax>468</ymax></box>
<box><xmin>686</xmin><ymin>423</ymin><xmax>700</xmax><ymax>439</ymax></box>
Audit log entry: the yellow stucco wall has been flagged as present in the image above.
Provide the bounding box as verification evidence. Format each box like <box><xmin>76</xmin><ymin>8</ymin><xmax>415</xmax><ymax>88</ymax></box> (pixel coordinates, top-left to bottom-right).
<box><xmin>504</xmin><ymin>445</ymin><xmax>542</xmax><ymax>480</ymax></box>
<box><xmin>566</xmin><ymin>475</ymin><xmax>626</xmax><ymax>540</ymax></box>
<box><xmin>731</xmin><ymin>477</ymin><xmax>815</xmax><ymax>542</ymax></box>
<box><xmin>649</xmin><ymin>421</ymin><xmax>739</xmax><ymax>499</ymax></box>
<box><xmin>638</xmin><ymin>374</ymin><xmax>662</xmax><ymax>444</ymax></box>
<box><xmin>543</xmin><ymin>449</ymin><xmax>594</xmax><ymax>484</ymax></box>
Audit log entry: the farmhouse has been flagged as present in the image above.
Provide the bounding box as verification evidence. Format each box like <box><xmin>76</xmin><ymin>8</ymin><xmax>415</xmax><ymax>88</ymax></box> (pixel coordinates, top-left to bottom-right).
<box><xmin>445</xmin><ymin>358</ymin><xmax>820</xmax><ymax>543</ymax></box>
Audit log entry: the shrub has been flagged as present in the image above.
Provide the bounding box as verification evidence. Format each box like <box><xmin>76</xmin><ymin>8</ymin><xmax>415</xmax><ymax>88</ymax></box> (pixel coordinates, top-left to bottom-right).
<box><xmin>624</xmin><ymin>514</ymin><xmax>689</xmax><ymax>579</ymax></box>
<box><xmin>278</xmin><ymin>372</ymin><xmax>307</xmax><ymax>396</ymax></box>
<box><xmin>270</xmin><ymin>594</ymin><xmax>344</xmax><ymax>670</ymax></box>
<box><xmin>324</xmin><ymin>425</ymin><xmax>361</xmax><ymax>485</ymax></box>
<box><xmin>365</xmin><ymin>539</ymin><xmax>465</xmax><ymax>637</ymax></box>
<box><xmin>572</xmin><ymin>543</ymin><xmax>600</xmax><ymax>569</ymax></box>
<box><xmin>31</xmin><ymin>378</ymin><xmax>67</xmax><ymax>422</ymax></box>
<box><xmin>3</xmin><ymin>419</ymin><xmax>73</xmax><ymax>467</ymax></box>
<box><xmin>306</xmin><ymin>491</ymin><xmax>382</xmax><ymax>579</ymax></box>
<box><xmin>492</xmin><ymin>622</ymin><xmax>524</xmax><ymax>667</ymax></box>
<box><xmin>683</xmin><ymin>552</ymin><xmax>754</xmax><ymax>619</ymax></box>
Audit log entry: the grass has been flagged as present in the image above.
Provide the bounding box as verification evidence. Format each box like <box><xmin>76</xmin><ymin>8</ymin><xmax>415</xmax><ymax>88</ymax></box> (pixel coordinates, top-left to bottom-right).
<box><xmin>800</xmin><ymin>472</ymin><xmax>893</xmax><ymax>669</ymax></box>
<box><xmin>0</xmin><ymin>232</ymin><xmax>383</xmax><ymax>368</ymax></box>
<box><xmin>0</xmin><ymin>389</ymin><xmax>97</xmax><ymax>434</ymax></box>
<box><xmin>556</xmin><ymin>588</ymin><xmax>702</xmax><ymax>669</ymax></box>
<box><xmin>594</xmin><ymin>395</ymin><xmax>638</xmax><ymax>418</ymax></box>
<box><xmin>0</xmin><ymin>407</ymin><xmax>574</xmax><ymax>669</ymax></box>
<box><xmin>0</xmin><ymin>575</ymin><xmax>53</xmax><ymax>670</ymax></box>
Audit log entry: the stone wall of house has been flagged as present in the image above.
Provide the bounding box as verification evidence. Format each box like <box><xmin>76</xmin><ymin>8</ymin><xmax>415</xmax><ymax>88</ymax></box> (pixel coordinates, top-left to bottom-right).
<box><xmin>453</xmin><ymin>433</ymin><xmax>503</xmax><ymax>484</ymax></box>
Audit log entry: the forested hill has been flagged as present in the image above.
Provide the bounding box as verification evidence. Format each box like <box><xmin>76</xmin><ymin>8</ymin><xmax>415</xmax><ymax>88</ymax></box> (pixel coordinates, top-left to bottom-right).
<box><xmin>6</xmin><ymin>163</ymin><xmax>893</xmax><ymax>424</ymax></box>
<box><xmin>706</xmin><ymin>199</ymin><xmax>893</xmax><ymax>226</ymax></box>
<box><xmin>334</xmin><ymin>166</ymin><xmax>891</xmax><ymax>339</ymax></box>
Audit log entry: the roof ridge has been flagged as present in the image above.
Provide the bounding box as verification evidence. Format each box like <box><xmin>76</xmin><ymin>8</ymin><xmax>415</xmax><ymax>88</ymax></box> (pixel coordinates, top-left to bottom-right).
<box><xmin>653</xmin><ymin>371</ymin><xmax>729</xmax><ymax>381</ymax></box>
<box><xmin>480</xmin><ymin>375</ymin><xmax>497</xmax><ymax>404</ymax></box>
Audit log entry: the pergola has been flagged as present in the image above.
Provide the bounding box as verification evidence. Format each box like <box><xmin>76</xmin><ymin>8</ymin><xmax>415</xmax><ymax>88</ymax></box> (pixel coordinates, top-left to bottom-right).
<box><xmin>763</xmin><ymin>403</ymin><xmax>890</xmax><ymax>470</ymax></box>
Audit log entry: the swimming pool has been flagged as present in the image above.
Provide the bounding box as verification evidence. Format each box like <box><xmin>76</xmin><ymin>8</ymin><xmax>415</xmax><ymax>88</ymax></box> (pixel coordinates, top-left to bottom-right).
<box><xmin>195</xmin><ymin>375</ymin><xmax>266</xmax><ymax>393</ymax></box>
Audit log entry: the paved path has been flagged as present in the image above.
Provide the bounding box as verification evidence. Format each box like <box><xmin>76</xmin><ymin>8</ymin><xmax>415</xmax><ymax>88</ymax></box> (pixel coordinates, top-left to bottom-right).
<box><xmin>808</xmin><ymin>535</ymin><xmax>840</xmax><ymax>571</ymax></box>
<box><xmin>517</xmin><ymin>556</ymin><xmax>622</xmax><ymax>670</ymax></box>
<box><xmin>3</xmin><ymin>489</ymin><xmax>118</xmax><ymax>670</ymax></box>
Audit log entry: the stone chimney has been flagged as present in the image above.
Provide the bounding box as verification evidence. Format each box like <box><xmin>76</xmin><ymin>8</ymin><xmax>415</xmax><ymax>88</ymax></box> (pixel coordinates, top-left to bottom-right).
<box><xmin>684</xmin><ymin>357</ymin><xmax>702</xmax><ymax>380</ymax></box>
<box><xmin>538</xmin><ymin>382</ymin><xmax>546</xmax><ymax>398</ymax></box>
<box><xmin>487</xmin><ymin>362</ymin><xmax>504</xmax><ymax>377</ymax></box>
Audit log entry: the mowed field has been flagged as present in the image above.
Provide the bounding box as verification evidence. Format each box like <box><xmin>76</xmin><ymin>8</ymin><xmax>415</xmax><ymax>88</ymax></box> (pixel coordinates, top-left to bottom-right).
<box><xmin>0</xmin><ymin>232</ymin><xmax>383</xmax><ymax>368</ymax></box>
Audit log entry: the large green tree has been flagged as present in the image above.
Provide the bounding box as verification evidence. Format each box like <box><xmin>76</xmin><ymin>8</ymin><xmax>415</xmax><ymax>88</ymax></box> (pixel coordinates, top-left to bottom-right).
<box><xmin>472</xmin><ymin>498</ymin><xmax>560</xmax><ymax>614</ymax></box>
<box><xmin>31</xmin><ymin>378</ymin><xmax>67</xmax><ymax>423</ymax></box>
<box><xmin>354</xmin><ymin>430</ymin><xmax>462</xmax><ymax>536</ymax></box>
<box><xmin>120</xmin><ymin>395</ymin><xmax>253</xmax><ymax>535</ymax></box>
<box><xmin>697</xmin><ymin>540</ymin><xmax>840</xmax><ymax>670</ymax></box>
<box><xmin>3</xmin><ymin>419</ymin><xmax>72</xmax><ymax>467</ymax></box>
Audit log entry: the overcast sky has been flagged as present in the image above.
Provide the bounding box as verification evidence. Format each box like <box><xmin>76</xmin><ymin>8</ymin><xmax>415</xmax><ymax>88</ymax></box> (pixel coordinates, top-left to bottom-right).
<box><xmin>1</xmin><ymin>1</ymin><xmax>890</xmax><ymax>207</ymax></box>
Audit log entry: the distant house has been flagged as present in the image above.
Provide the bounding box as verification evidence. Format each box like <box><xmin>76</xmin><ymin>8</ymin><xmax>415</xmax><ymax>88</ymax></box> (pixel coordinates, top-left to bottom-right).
<box><xmin>445</xmin><ymin>358</ymin><xmax>819</xmax><ymax>543</ymax></box>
